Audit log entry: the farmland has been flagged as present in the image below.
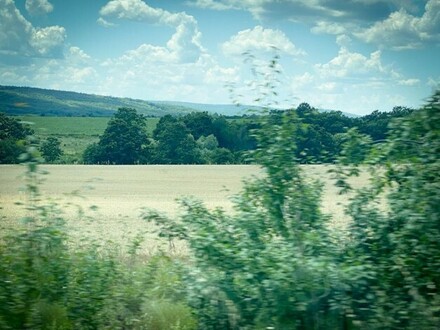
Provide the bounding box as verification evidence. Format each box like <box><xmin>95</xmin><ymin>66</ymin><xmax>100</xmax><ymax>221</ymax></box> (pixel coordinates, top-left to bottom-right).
<box><xmin>0</xmin><ymin>164</ymin><xmax>369</xmax><ymax>255</ymax></box>
<box><xmin>16</xmin><ymin>116</ymin><xmax>159</xmax><ymax>162</ymax></box>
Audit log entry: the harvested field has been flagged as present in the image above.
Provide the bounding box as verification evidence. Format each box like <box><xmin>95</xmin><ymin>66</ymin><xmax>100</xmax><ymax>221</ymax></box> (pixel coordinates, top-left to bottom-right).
<box><xmin>0</xmin><ymin>165</ymin><xmax>370</xmax><ymax>255</ymax></box>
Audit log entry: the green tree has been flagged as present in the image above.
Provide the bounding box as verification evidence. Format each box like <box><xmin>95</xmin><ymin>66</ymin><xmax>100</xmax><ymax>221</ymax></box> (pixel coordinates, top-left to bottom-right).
<box><xmin>145</xmin><ymin>104</ymin><xmax>337</xmax><ymax>329</ymax></box>
<box><xmin>0</xmin><ymin>113</ymin><xmax>34</xmax><ymax>164</ymax></box>
<box><xmin>87</xmin><ymin>108</ymin><xmax>150</xmax><ymax>164</ymax></box>
<box><xmin>40</xmin><ymin>137</ymin><xmax>63</xmax><ymax>163</ymax></box>
<box><xmin>340</xmin><ymin>90</ymin><xmax>440</xmax><ymax>328</ymax></box>
<box><xmin>153</xmin><ymin>115</ymin><xmax>201</xmax><ymax>164</ymax></box>
<box><xmin>183</xmin><ymin>112</ymin><xmax>215</xmax><ymax>140</ymax></box>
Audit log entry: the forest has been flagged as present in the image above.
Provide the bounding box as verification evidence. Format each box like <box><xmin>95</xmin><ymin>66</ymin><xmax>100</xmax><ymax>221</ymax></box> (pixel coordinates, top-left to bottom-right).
<box><xmin>1</xmin><ymin>103</ymin><xmax>413</xmax><ymax>165</ymax></box>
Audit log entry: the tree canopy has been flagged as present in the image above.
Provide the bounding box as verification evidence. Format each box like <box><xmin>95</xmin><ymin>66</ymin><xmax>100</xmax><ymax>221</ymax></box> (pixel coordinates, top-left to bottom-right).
<box><xmin>84</xmin><ymin>108</ymin><xmax>150</xmax><ymax>164</ymax></box>
<box><xmin>0</xmin><ymin>113</ymin><xmax>34</xmax><ymax>164</ymax></box>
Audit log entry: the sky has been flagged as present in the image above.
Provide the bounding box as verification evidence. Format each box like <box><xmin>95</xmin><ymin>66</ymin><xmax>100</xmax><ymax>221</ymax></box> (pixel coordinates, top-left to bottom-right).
<box><xmin>0</xmin><ymin>0</ymin><xmax>439</xmax><ymax>115</ymax></box>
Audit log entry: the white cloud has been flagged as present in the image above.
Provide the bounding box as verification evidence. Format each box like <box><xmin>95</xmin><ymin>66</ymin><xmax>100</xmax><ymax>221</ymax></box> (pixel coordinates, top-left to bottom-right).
<box><xmin>291</xmin><ymin>72</ymin><xmax>314</xmax><ymax>89</ymax></box>
<box><xmin>186</xmin><ymin>0</ymin><xmax>238</xmax><ymax>11</ymax></box>
<box><xmin>188</xmin><ymin>0</ymin><xmax>404</xmax><ymax>23</ymax></box>
<box><xmin>336</xmin><ymin>34</ymin><xmax>352</xmax><ymax>47</ymax></box>
<box><xmin>0</xmin><ymin>0</ymin><xmax>65</xmax><ymax>58</ymax></box>
<box><xmin>285</xmin><ymin>45</ymin><xmax>425</xmax><ymax>113</ymax></box>
<box><xmin>96</xmin><ymin>17</ymin><xmax>116</xmax><ymax>28</ymax></box>
<box><xmin>356</xmin><ymin>0</ymin><xmax>440</xmax><ymax>50</ymax></box>
<box><xmin>166</xmin><ymin>19</ymin><xmax>204</xmax><ymax>63</ymax></box>
<box><xmin>99</xmin><ymin>0</ymin><xmax>204</xmax><ymax>63</ymax></box>
<box><xmin>311</xmin><ymin>21</ymin><xmax>347</xmax><ymax>35</ymax></box>
<box><xmin>222</xmin><ymin>26</ymin><xmax>306</xmax><ymax>57</ymax></box>
<box><xmin>317</xmin><ymin>81</ymin><xmax>337</xmax><ymax>92</ymax></box>
<box><xmin>25</xmin><ymin>0</ymin><xmax>53</xmax><ymax>16</ymax></box>
<box><xmin>30</xmin><ymin>26</ymin><xmax>66</xmax><ymax>57</ymax></box>
<box><xmin>190</xmin><ymin>0</ymin><xmax>440</xmax><ymax>50</ymax></box>
<box><xmin>315</xmin><ymin>47</ymin><xmax>386</xmax><ymax>79</ymax></box>
<box><xmin>95</xmin><ymin>46</ymin><xmax>239</xmax><ymax>103</ymax></box>
<box><xmin>100</xmin><ymin>0</ymin><xmax>168</xmax><ymax>23</ymax></box>
<box><xmin>398</xmin><ymin>78</ymin><xmax>420</xmax><ymax>86</ymax></box>
<box><xmin>0</xmin><ymin>0</ymin><xmax>34</xmax><ymax>56</ymax></box>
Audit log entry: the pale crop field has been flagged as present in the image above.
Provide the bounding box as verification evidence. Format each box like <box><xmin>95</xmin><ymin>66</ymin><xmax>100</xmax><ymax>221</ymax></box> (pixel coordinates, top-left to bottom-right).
<box><xmin>0</xmin><ymin>165</ymin><xmax>370</xmax><ymax>256</ymax></box>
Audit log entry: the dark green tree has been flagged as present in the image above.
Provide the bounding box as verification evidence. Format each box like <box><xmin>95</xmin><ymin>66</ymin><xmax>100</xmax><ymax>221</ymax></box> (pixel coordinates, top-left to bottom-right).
<box><xmin>0</xmin><ymin>113</ymin><xmax>34</xmax><ymax>164</ymax></box>
<box><xmin>153</xmin><ymin>115</ymin><xmax>201</xmax><ymax>164</ymax></box>
<box><xmin>40</xmin><ymin>137</ymin><xmax>63</xmax><ymax>163</ymax></box>
<box><xmin>183</xmin><ymin>112</ymin><xmax>215</xmax><ymax>140</ymax></box>
<box><xmin>88</xmin><ymin>108</ymin><xmax>150</xmax><ymax>164</ymax></box>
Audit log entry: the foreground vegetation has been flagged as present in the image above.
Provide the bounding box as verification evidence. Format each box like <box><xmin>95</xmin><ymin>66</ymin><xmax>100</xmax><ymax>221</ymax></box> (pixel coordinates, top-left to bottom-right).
<box><xmin>0</xmin><ymin>90</ymin><xmax>438</xmax><ymax>329</ymax></box>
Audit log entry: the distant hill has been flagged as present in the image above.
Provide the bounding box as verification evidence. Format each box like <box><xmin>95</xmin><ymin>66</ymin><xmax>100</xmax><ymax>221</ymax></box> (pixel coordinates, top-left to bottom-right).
<box><xmin>154</xmin><ymin>101</ymin><xmax>262</xmax><ymax>116</ymax></box>
<box><xmin>0</xmin><ymin>86</ymin><xmax>201</xmax><ymax>117</ymax></box>
<box><xmin>0</xmin><ymin>86</ymin><xmax>256</xmax><ymax>117</ymax></box>
<box><xmin>0</xmin><ymin>85</ymin><xmax>358</xmax><ymax>118</ymax></box>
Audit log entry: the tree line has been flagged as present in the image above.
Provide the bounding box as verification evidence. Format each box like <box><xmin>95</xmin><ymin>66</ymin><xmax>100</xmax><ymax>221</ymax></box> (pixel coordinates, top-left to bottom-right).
<box><xmin>81</xmin><ymin>104</ymin><xmax>413</xmax><ymax>165</ymax></box>
<box><xmin>1</xmin><ymin>104</ymin><xmax>413</xmax><ymax>164</ymax></box>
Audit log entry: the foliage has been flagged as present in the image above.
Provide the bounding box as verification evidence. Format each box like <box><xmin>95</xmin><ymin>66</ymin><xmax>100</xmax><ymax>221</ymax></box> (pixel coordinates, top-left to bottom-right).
<box><xmin>356</xmin><ymin>106</ymin><xmax>413</xmax><ymax>141</ymax></box>
<box><xmin>0</xmin><ymin>145</ymin><xmax>196</xmax><ymax>329</ymax></box>
<box><xmin>144</xmin><ymin>105</ymin><xmax>342</xmax><ymax>329</ymax></box>
<box><xmin>85</xmin><ymin>108</ymin><xmax>151</xmax><ymax>164</ymax></box>
<box><xmin>339</xmin><ymin>90</ymin><xmax>440</xmax><ymax>328</ymax></box>
<box><xmin>0</xmin><ymin>113</ymin><xmax>34</xmax><ymax>163</ymax></box>
<box><xmin>40</xmin><ymin>137</ymin><xmax>63</xmax><ymax>163</ymax></box>
<box><xmin>144</xmin><ymin>56</ymin><xmax>439</xmax><ymax>329</ymax></box>
<box><xmin>5</xmin><ymin>103</ymin><xmax>413</xmax><ymax>165</ymax></box>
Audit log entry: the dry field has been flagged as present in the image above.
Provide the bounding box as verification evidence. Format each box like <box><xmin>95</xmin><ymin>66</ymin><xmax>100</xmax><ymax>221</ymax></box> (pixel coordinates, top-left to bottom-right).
<box><xmin>0</xmin><ymin>165</ymin><xmax>370</xmax><ymax>256</ymax></box>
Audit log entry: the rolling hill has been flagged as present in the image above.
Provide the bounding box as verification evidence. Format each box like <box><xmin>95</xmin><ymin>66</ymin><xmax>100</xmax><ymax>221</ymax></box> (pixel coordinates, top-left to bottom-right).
<box><xmin>0</xmin><ymin>86</ymin><xmax>254</xmax><ymax>117</ymax></box>
<box><xmin>0</xmin><ymin>85</ymin><xmax>358</xmax><ymax>118</ymax></box>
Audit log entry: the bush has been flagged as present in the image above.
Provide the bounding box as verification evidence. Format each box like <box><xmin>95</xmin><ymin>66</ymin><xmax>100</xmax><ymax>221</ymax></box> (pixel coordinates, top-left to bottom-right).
<box><xmin>0</xmin><ymin>146</ymin><xmax>195</xmax><ymax>329</ymax></box>
<box><xmin>145</xmin><ymin>89</ymin><xmax>440</xmax><ymax>329</ymax></box>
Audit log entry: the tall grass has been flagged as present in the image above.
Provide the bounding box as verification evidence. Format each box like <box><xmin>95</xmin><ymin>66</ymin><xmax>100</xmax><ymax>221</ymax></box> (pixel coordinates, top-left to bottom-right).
<box><xmin>0</xmin><ymin>145</ymin><xmax>196</xmax><ymax>329</ymax></box>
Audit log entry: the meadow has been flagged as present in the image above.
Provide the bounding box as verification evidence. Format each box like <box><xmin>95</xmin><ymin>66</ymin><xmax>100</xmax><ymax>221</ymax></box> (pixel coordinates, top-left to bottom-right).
<box><xmin>0</xmin><ymin>164</ymin><xmax>369</xmax><ymax>256</ymax></box>
<box><xmin>17</xmin><ymin>116</ymin><xmax>160</xmax><ymax>162</ymax></box>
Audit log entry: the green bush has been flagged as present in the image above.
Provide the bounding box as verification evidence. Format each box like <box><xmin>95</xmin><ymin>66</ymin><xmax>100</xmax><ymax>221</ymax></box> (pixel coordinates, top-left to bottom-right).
<box><xmin>145</xmin><ymin>90</ymin><xmax>440</xmax><ymax>329</ymax></box>
<box><xmin>0</xmin><ymin>146</ymin><xmax>195</xmax><ymax>330</ymax></box>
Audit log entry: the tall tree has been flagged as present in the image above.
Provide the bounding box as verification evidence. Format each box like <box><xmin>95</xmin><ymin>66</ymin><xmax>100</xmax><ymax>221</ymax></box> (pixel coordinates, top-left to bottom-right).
<box><xmin>0</xmin><ymin>113</ymin><xmax>34</xmax><ymax>164</ymax></box>
<box><xmin>182</xmin><ymin>111</ymin><xmax>215</xmax><ymax>140</ymax></box>
<box><xmin>92</xmin><ymin>108</ymin><xmax>150</xmax><ymax>164</ymax></box>
<box><xmin>153</xmin><ymin>115</ymin><xmax>201</xmax><ymax>164</ymax></box>
<box><xmin>40</xmin><ymin>137</ymin><xmax>63</xmax><ymax>163</ymax></box>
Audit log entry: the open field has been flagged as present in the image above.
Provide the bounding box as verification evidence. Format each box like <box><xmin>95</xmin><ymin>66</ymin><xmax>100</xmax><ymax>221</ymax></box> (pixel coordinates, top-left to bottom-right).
<box><xmin>16</xmin><ymin>116</ymin><xmax>160</xmax><ymax>162</ymax></box>
<box><xmin>18</xmin><ymin>116</ymin><xmax>160</xmax><ymax>136</ymax></box>
<box><xmin>0</xmin><ymin>165</ymin><xmax>370</xmax><ymax>255</ymax></box>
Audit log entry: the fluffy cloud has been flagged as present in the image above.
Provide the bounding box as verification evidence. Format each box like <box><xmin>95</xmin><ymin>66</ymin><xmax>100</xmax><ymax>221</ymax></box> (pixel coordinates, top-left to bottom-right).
<box><xmin>99</xmin><ymin>0</ymin><xmax>204</xmax><ymax>63</ymax></box>
<box><xmin>398</xmin><ymin>78</ymin><xmax>420</xmax><ymax>86</ymax></box>
<box><xmin>0</xmin><ymin>47</ymin><xmax>97</xmax><ymax>92</ymax></box>
<box><xmin>0</xmin><ymin>0</ymin><xmax>33</xmax><ymax>56</ymax></box>
<box><xmin>190</xmin><ymin>0</ymin><xmax>440</xmax><ymax>50</ymax></box>
<box><xmin>188</xmin><ymin>0</ymin><xmax>397</xmax><ymax>22</ymax></box>
<box><xmin>186</xmin><ymin>0</ymin><xmax>239</xmax><ymax>11</ymax></box>
<box><xmin>222</xmin><ymin>26</ymin><xmax>305</xmax><ymax>57</ymax></box>
<box><xmin>30</xmin><ymin>26</ymin><xmax>66</xmax><ymax>57</ymax></box>
<box><xmin>287</xmin><ymin>46</ymin><xmax>423</xmax><ymax>113</ymax></box>
<box><xmin>356</xmin><ymin>0</ymin><xmax>440</xmax><ymax>50</ymax></box>
<box><xmin>315</xmin><ymin>47</ymin><xmax>387</xmax><ymax>79</ymax></box>
<box><xmin>93</xmin><ymin>40</ymin><xmax>239</xmax><ymax>103</ymax></box>
<box><xmin>25</xmin><ymin>0</ymin><xmax>53</xmax><ymax>16</ymax></box>
<box><xmin>0</xmin><ymin>0</ymin><xmax>65</xmax><ymax>58</ymax></box>
<box><xmin>311</xmin><ymin>21</ymin><xmax>348</xmax><ymax>35</ymax></box>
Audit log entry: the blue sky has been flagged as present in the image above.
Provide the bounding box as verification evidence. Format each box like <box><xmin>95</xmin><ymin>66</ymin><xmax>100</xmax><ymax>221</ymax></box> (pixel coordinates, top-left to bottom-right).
<box><xmin>0</xmin><ymin>0</ymin><xmax>439</xmax><ymax>115</ymax></box>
